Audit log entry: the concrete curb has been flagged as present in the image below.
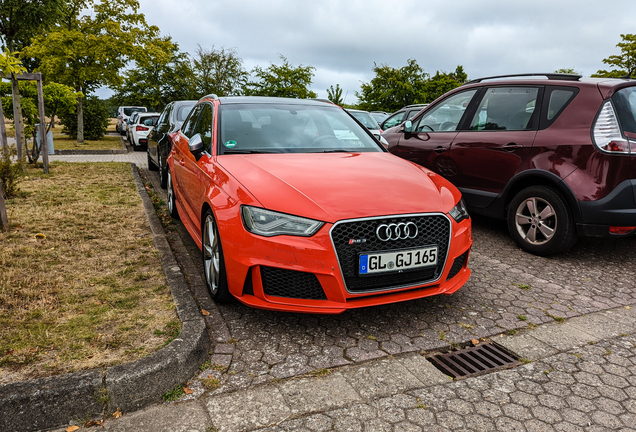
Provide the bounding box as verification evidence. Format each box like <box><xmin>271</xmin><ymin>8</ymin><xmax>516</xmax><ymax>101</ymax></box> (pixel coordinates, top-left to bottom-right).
<box><xmin>0</xmin><ymin>164</ymin><xmax>210</xmax><ymax>432</ymax></box>
<box><xmin>54</xmin><ymin>149</ymin><xmax>127</xmax><ymax>155</ymax></box>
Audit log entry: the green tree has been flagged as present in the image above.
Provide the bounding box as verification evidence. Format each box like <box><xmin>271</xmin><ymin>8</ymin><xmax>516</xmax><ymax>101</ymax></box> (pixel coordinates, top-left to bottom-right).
<box><xmin>326</xmin><ymin>84</ymin><xmax>344</xmax><ymax>105</ymax></box>
<box><xmin>114</xmin><ymin>36</ymin><xmax>197</xmax><ymax>112</ymax></box>
<box><xmin>43</xmin><ymin>83</ymin><xmax>82</xmax><ymax>133</ymax></box>
<box><xmin>356</xmin><ymin>59</ymin><xmax>429</xmax><ymax>112</ymax></box>
<box><xmin>24</xmin><ymin>0</ymin><xmax>158</xmax><ymax>143</ymax></box>
<box><xmin>0</xmin><ymin>0</ymin><xmax>62</xmax><ymax>158</ymax></box>
<box><xmin>423</xmin><ymin>66</ymin><xmax>468</xmax><ymax>103</ymax></box>
<box><xmin>245</xmin><ymin>55</ymin><xmax>317</xmax><ymax>99</ymax></box>
<box><xmin>594</xmin><ymin>34</ymin><xmax>636</xmax><ymax>78</ymax></box>
<box><xmin>59</xmin><ymin>95</ymin><xmax>109</xmax><ymax>140</ymax></box>
<box><xmin>554</xmin><ymin>68</ymin><xmax>579</xmax><ymax>74</ymax></box>
<box><xmin>193</xmin><ymin>45</ymin><xmax>248</xmax><ymax>97</ymax></box>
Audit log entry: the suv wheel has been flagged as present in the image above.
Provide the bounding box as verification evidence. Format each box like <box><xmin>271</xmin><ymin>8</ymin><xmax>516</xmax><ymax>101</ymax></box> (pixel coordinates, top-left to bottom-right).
<box><xmin>507</xmin><ymin>186</ymin><xmax>577</xmax><ymax>256</ymax></box>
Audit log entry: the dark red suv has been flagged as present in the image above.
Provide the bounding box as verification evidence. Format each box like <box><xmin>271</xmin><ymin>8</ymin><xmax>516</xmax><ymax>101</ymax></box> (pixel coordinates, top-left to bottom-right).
<box><xmin>382</xmin><ymin>73</ymin><xmax>636</xmax><ymax>255</ymax></box>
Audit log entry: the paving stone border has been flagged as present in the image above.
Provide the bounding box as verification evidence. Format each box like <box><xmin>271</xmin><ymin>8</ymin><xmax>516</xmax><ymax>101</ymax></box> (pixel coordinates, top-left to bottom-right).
<box><xmin>0</xmin><ymin>164</ymin><xmax>210</xmax><ymax>432</ymax></box>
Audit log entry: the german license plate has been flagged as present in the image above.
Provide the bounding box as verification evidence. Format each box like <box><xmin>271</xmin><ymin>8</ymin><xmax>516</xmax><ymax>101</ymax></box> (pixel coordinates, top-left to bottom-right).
<box><xmin>359</xmin><ymin>246</ymin><xmax>438</xmax><ymax>275</ymax></box>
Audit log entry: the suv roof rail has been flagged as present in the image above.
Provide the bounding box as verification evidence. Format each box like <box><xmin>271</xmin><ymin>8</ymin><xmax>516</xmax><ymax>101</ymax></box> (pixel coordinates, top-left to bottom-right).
<box><xmin>404</xmin><ymin>103</ymin><xmax>429</xmax><ymax>108</ymax></box>
<box><xmin>465</xmin><ymin>73</ymin><xmax>582</xmax><ymax>85</ymax></box>
<box><xmin>199</xmin><ymin>94</ymin><xmax>219</xmax><ymax>101</ymax></box>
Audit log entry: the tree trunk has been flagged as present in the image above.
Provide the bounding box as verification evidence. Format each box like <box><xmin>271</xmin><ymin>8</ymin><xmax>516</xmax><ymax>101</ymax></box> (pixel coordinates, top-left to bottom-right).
<box><xmin>0</xmin><ymin>100</ymin><xmax>7</xmax><ymax>150</ymax></box>
<box><xmin>10</xmin><ymin>75</ymin><xmax>23</xmax><ymax>160</ymax></box>
<box><xmin>77</xmin><ymin>96</ymin><xmax>84</xmax><ymax>143</ymax></box>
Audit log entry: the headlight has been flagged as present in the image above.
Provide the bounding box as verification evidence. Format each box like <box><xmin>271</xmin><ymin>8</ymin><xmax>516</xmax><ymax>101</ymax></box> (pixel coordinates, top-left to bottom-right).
<box><xmin>449</xmin><ymin>199</ymin><xmax>469</xmax><ymax>223</ymax></box>
<box><xmin>241</xmin><ymin>206</ymin><xmax>324</xmax><ymax>237</ymax></box>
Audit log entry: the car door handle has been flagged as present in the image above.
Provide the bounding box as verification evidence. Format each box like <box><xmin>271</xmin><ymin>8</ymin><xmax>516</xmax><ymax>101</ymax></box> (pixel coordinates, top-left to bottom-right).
<box><xmin>503</xmin><ymin>143</ymin><xmax>524</xmax><ymax>152</ymax></box>
<box><xmin>434</xmin><ymin>146</ymin><xmax>448</xmax><ymax>154</ymax></box>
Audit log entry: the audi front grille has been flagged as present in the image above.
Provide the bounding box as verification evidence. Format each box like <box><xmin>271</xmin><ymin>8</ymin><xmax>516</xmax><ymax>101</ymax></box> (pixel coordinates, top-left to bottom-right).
<box><xmin>330</xmin><ymin>214</ymin><xmax>451</xmax><ymax>293</ymax></box>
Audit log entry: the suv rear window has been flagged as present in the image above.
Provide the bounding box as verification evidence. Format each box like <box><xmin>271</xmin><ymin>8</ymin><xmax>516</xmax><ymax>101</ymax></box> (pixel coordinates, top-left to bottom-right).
<box><xmin>124</xmin><ymin>107</ymin><xmax>147</xmax><ymax>116</ymax></box>
<box><xmin>612</xmin><ymin>87</ymin><xmax>636</xmax><ymax>134</ymax></box>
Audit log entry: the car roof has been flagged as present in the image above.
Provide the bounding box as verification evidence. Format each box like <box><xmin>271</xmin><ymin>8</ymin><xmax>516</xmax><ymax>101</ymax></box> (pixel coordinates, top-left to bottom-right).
<box><xmin>215</xmin><ymin>96</ymin><xmax>340</xmax><ymax>107</ymax></box>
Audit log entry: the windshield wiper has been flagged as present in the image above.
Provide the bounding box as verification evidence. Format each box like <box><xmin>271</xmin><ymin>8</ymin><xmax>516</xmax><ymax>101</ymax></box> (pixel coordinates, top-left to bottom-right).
<box><xmin>320</xmin><ymin>149</ymin><xmax>353</xmax><ymax>153</ymax></box>
<box><xmin>222</xmin><ymin>149</ymin><xmax>276</xmax><ymax>154</ymax></box>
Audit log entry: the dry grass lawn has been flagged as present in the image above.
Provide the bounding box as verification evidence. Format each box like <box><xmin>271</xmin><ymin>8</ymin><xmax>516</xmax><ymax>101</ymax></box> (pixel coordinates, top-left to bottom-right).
<box><xmin>0</xmin><ymin>162</ymin><xmax>178</xmax><ymax>384</ymax></box>
<box><xmin>52</xmin><ymin>134</ymin><xmax>123</xmax><ymax>151</ymax></box>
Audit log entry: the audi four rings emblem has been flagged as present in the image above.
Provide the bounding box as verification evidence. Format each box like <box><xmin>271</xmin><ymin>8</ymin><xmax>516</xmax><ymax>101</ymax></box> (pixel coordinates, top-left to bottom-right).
<box><xmin>376</xmin><ymin>222</ymin><xmax>418</xmax><ymax>241</ymax></box>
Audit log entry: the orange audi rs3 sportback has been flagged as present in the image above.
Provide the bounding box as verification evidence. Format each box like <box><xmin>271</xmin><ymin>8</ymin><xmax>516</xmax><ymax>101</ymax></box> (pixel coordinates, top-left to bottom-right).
<box><xmin>167</xmin><ymin>96</ymin><xmax>473</xmax><ymax>314</ymax></box>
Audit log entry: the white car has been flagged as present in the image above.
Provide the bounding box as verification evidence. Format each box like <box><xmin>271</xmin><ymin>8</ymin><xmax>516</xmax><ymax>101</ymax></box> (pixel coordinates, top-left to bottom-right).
<box><xmin>128</xmin><ymin>112</ymin><xmax>160</xmax><ymax>150</ymax></box>
<box><xmin>116</xmin><ymin>106</ymin><xmax>147</xmax><ymax>135</ymax></box>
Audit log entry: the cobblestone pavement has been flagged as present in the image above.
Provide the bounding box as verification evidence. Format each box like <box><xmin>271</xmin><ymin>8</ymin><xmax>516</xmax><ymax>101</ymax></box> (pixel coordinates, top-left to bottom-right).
<box><xmin>187</xmin><ymin>213</ymin><xmax>636</xmax><ymax>396</ymax></box>
<box><xmin>252</xmin><ymin>333</ymin><xmax>636</xmax><ymax>432</ymax></box>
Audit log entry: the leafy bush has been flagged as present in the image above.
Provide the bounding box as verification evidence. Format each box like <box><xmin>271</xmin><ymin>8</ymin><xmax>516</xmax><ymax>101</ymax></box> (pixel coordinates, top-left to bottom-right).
<box><xmin>0</xmin><ymin>145</ymin><xmax>24</xmax><ymax>198</ymax></box>
<box><xmin>60</xmin><ymin>96</ymin><xmax>110</xmax><ymax>140</ymax></box>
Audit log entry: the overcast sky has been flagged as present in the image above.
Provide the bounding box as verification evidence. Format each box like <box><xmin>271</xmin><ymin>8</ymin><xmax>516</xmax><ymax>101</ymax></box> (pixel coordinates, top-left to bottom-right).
<box><xmin>103</xmin><ymin>0</ymin><xmax>636</xmax><ymax>103</ymax></box>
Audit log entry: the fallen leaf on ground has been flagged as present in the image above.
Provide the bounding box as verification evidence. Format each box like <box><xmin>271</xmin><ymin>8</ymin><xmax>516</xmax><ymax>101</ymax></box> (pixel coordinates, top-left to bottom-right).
<box><xmin>183</xmin><ymin>386</ymin><xmax>193</xmax><ymax>394</ymax></box>
<box><xmin>35</xmin><ymin>233</ymin><xmax>46</xmax><ymax>239</ymax></box>
<box><xmin>472</xmin><ymin>339</ymin><xmax>479</xmax><ymax>345</ymax></box>
<box><xmin>626</xmin><ymin>306</ymin><xmax>632</xmax><ymax>310</ymax></box>
<box><xmin>66</xmin><ymin>426</ymin><xmax>80</xmax><ymax>432</ymax></box>
<box><xmin>201</xmin><ymin>310</ymin><xmax>210</xmax><ymax>316</ymax></box>
<box><xmin>113</xmin><ymin>408</ymin><xmax>122</xmax><ymax>419</ymax></box>
<box><xmin>85</xmin><ymin>419</ymin><xmax>104</xmax><ymax>427</ymax></box>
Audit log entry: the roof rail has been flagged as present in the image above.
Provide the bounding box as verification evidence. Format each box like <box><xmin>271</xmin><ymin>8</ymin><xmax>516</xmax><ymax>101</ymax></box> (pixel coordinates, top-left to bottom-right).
<box><xmin>464</xmin><ymin>73</ymin><xmax>582</xmax><ymax>85</ymax></box>
<box><xmin>199</xmin><ymin>93</ymin><xmax>219</xmax><ymax>101</ymax></box>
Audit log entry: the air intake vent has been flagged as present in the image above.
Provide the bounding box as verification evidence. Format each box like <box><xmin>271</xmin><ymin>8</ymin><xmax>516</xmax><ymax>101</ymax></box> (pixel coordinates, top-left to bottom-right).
<box><xmin>427</xmin><ymin>342</ymin><xmax>521</xmax><ymax>379</ymax></box>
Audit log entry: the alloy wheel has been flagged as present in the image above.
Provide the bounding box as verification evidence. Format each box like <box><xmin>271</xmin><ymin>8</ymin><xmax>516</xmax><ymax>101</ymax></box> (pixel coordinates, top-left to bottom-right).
<box><xmin>203</xmin><ymin>214</ymin><xmax>220</xmax><ymax>296</ymax></box>
<box><xmin>514</xmin><ymin>197</ymin><xmax>557</xmax><ymax>245</ymax></box>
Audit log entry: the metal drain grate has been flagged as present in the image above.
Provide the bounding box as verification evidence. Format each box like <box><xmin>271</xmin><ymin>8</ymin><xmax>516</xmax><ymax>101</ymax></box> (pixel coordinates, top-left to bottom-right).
<box><xmin>427</xmin><ymin>342</ymin><xmax>521</xmax><ymax>379</ymax></box>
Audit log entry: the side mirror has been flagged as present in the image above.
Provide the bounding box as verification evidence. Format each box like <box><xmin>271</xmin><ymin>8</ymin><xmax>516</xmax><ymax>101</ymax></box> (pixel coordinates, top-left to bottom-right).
<box><xmin>189</xmin><ymin>133</ymin><xmax>204</xmax><ymax>157</ymax></box>
<box><xmin>403</xmin><ymin>120</ymin><xmax>413</xmax><ymax>133</ymax></box>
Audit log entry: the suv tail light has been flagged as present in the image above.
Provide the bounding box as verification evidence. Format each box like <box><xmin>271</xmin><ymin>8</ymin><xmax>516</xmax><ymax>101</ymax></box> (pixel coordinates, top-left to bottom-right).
<box><xmin>592</xmin><ymin>101</ymin><xmax>633</xmax><ymax>154</ymax></box>
<box><xmin>136</xmin><ymin>125</ymin><xmax>149</xmax><ymax>132</ymax></box>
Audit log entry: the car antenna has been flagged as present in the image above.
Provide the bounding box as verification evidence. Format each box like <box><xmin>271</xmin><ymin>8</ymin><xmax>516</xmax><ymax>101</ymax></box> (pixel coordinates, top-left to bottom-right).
<box><xmin>620</xmin><ymin>67</ymin><xmax>636</xmax><ymax>79</ymax></box>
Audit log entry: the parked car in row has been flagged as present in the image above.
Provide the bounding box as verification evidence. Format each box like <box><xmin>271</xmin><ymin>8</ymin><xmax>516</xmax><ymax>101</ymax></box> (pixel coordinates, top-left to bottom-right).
<box><xmin>147</xmin><ymin>100</ymin><xmax>197</xmax><ymax>188</ymax></box>
<box><xmin>127</xmin><ymin>112</ymin><xmax>160</xmax><ymax>150</ymax></box>
<box><xmin>380</xmin><ymin>104</ymin><xmax>429</xmax><ymax>130</ymax></box>
<box><xmin>345</xmin><ymin>108</ymin><xmax>389</xmax><ymax>147</ymax></box>
<box><xmin>116</xmin><ymin>106</ymin><xmax>147</xmax><ymax>134</ymax></box>
<box><xmin>166</xmin><ymin>95</ymin><xmax>472</xmax><ymax>313</ymax></box>
<box><xmin>370</xmin><ymin>111</ymin><xmax>390</xmax><ymax>125</ymax></box>
<box><xmin>382</xmin><ymin>73</ymin><xmax>636</xmax><ymax>256</ymax></box>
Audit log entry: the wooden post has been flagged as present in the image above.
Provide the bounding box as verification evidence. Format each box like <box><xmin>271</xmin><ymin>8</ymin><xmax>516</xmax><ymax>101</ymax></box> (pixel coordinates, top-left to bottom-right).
<box><xmin>0</xmin><ymin>98</ymin><xmax>7</xmax><ymax>150</ymax></box>
<box><xmin>10</xmin><ymin>75</ymin><xmax>22</xmax><ymax>160</ymax></box>
<box><xmin>36</xmin><ymin>73</ymin><xmax>48</xmax><ymax>174</ymax></box>
<box><xmin>0</xmin><ymin>180</ymin><xmax>8</xmax><ymax>228</ymax></box>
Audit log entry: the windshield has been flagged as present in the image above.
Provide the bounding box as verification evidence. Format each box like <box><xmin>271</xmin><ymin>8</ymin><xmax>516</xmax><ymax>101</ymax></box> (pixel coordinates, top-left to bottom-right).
<box><xmin>218</xmin><ymin>103</ymin><xmax>383</xmax><ymax>154</ymax></box>
<box><xmin>349</xmin><ymin>111</ymin><xmax>380</xmax><ymax>129</ymax></box>
<box><xmin>123</xmin><ymin>107</ymin><xmax>147</xmax><ymax>116</ymax></box>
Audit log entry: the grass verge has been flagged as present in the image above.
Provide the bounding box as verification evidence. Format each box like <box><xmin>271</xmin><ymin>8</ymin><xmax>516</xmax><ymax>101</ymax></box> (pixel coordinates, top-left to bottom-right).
<box><xmin>0</xmin><ymin>162</ymin><xmax>178</xmax><ymax>384</ymax></box>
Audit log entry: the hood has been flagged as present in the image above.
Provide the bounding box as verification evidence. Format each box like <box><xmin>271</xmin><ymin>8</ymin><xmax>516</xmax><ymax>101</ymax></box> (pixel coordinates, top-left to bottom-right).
<box><xmin>217</xmin><ymin>152</ymin><xmax>459</xmax><ymax>223</ymax></box>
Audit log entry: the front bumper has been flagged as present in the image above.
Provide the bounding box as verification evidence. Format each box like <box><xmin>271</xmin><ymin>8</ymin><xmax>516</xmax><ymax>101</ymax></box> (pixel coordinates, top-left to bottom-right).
<box><xmin>577</xmin><ymin>179</ymin><xmax>636</xmax><ymax>237</ymax></box>
<box><xmin>220</xmin><ymin>214</ymin><xmax>472</xmax><ymax>314</ymax></box>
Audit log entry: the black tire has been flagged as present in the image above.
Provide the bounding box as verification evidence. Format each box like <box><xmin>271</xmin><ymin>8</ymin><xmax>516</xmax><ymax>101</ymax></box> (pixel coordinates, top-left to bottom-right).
<box><xmin>159</xmin><ymin>154</ymin><xmax>168</xmax><ymax>189</ymax></box>
<box><xmin>167</xmin><ymin>168</ymin><xmax>179</xmax><ymax>220</ymax></box>
<box><xmin>507</xmin><ymin>186</ymin><xmax>578</xmax><ymax>256</ymax></box>
<box><xmin>147</xmin><ymin>151</ymin><xmax>158</xmax><ymax>171</ymax></box>
<box><xmin>202</xmin><ymin>210</ymin><xmax>233</xmax><ymax>303</ymax></box>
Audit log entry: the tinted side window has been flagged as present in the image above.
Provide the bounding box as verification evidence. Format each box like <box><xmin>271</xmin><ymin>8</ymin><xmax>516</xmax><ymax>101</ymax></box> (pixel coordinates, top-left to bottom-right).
<box><xmin>470</xmin><ymin>87</ymin><xmax>539</xmax><ymax>131</ymax></box>
<box><xmin>538</xmin><ymin>86</ymin><xmax>579</xmax><ymax>129</ymax></box>
<box><xmin>181</xmin><ymin>105</ymin><xmax>203</xmax><ymax>139</ymax></box>
<box><xmin>416</xmin><ymin>90</ymin><xmax>477</xmax><ymax>132</ymax></box>
<box><xmin>157</xmin><ymin>104</ymin><xmax>171</xmax><ymax>126</ymax></box>
<box><xmin>193</xmin><ymin>104</ymin><xmax>213</xmax><ymax>152</ymax></box>
<box><xmin>612</xmin><ymin>86</ymin><xmax>636</xmax><ymax>134</ymax></box>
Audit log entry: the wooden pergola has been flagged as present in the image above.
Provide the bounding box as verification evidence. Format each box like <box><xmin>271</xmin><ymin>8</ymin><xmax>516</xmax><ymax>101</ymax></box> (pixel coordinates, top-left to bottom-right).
<box><xmin>0</xmin><ymin>71</ymin><xmax>48</xmax><ymax>227</ymax></box>
<box><xmin>0</xmin><ymin>71</ymin><xmax>49</xmax><ymax>173</ymax></box>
